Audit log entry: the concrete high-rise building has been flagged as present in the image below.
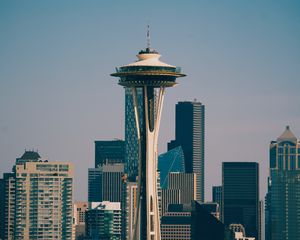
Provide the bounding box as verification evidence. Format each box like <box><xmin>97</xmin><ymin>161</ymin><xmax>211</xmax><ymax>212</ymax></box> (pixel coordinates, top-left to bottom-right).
<box><xmin>212</xmin><ymin>186</ymin><xmax>223</xmax><ymax>220</ymax></box>
<box><xmin>88</xmin><ymin>163</ymin><xmax>124</xmax><ymax>202</ymax></box>
<box><xmin>222</xmin><ymin>162</ymin><xmax>259</xmax><ymax>240</ymax></box>
<box><xmin>168</xmin><ymin>172</ymin><xmax>197</xmax><ymax>204</ymax></box>
<box><xmin>158</xmin><ymin>146</ymin><xmax>185</xmax><ymax>189</ymax></box>
<box><xmin>15</xmin><ymin>163</ymin><xmax>73</xmax><ymax>239</ymax></box>
<box><xmin>94</xmin><ymin>140</ymin><xmax>125</xmax><ymax>167</ymax></box>
<box><xmin>266</xmin><ymin>126</ymin><xmax>300</xmax><ymax>240</ymax></box>
<box><xmin>111</xmin><ymin>29</ymin><xmax>185</xmax><ymax>240</ymax></box>
<box><xmin>85</xmin><ymin>202</ymin><xmax>121</xmax><ymax>240</ymax></box>
<box><xmin>161</xmin><ymin>207</ymin><xmax>192</xmax><ymax>240</ymax></box>
<box><xmin>169</xmin><ymin>101</ymin><xmax>205</xmax><ymax>202</ymax></box>
<box><xmin>122</xmin><ymin>181</ymin><xmax>138</xmax><ymax>240</ymax></box>
<box><xmin>161</xmin><ymin>189</ymin><xmax>181</xmax><ymax>216</ymax></box>
<box><xmin>73</xmin><ymin>202</ymin><xmax>88</xmax><ymax>240</ymax></box>
<box><xmin>2</xmin><ymin>151</ymin><xmax>74</xmax><ymax>240</ymax></box>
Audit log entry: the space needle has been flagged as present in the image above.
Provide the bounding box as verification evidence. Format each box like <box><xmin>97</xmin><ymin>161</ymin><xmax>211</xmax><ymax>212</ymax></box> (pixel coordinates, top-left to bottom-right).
<box><xmin>111</xmin><ymin>27</ymin><xmax>186</xmax><ymax>240</ymax></box>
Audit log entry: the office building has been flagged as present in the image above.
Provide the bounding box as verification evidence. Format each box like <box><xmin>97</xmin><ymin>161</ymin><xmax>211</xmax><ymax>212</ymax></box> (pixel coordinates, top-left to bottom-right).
<box><xmin>161</xmin><ymin>207</ymin><xmax>192</xmax><ymax>240</ymax></box>
<box><xmin>266</xmin><ymin>126</ymin><xmax>300</xmax><ymax>240</ymax></box>
<box><xmin>88</xmin><ymin>163</ymin><xmax>124</xmax><ymax>202</ymax></box>
<box><xmin>111</xmin><ymin>30</ymin><xmax>186</xmax><ymax>239</ymax></box>
<box><xmin>94</xmin><ymin>140</ymin><xmax>125</xmax><ymax>167</ymax></box>
<box><xmin>161</xmin><ymin>202</ymin><xmax>233</xmax><ymax>240</ymax></box>
<box><xmin>168</xmin><ymin>172</ymin><xmax>196</xmax><ymax>204</ymax></box>
<box><xmin>222</xmin><ymin>162</ymin><xmax>259</xmax><ymax>240</ymax></box>
<box><xmin>169</xmin><ymin>101</ymin><xmax>205</xmax><ymax>202</ymax></box>
<box><xmin>161</xmin><ymin>189</ymin><xmax>181</xmax><ymax>216</ymax></box>
<box><xmin>158</xmin><ymin>146</ymin><xmax>185</xmax><ymax>189</ymax></box>
<box><xmin>122</xmin><ymin>181</ymin><xmax>138</xmax><ymax>240</ymax></box>
<box><xmin>73</xmin><ymin>202</ymin><xmax>88</xmax><ymax>240</ymax></box>
<box><xmin>85</xmin><ymin>202</ymin><xmax>121</xmax><ymax>240</ymax></box>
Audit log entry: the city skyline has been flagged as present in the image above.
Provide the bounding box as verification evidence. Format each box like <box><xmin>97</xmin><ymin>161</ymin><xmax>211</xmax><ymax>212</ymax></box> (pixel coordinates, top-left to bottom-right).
<box><xmin>1</xmin><ymin>1</ymin><xmax>300</xmax><ymax>202</ymax></box>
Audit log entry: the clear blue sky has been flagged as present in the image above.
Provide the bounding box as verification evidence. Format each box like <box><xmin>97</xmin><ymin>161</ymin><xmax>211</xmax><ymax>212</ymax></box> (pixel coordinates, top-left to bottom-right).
<box><xmin>1</xmin><ymin>1</ymin><xmax>300</xmax><ymax>201</ymax></box>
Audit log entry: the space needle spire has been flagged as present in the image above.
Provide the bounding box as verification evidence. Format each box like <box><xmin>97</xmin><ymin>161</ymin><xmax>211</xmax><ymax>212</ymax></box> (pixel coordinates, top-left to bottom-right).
<box><xmin>111</xmin><ymin>32</ymin><xmax>186</xmax><ymax>240</ymax></box>
<box><xmin>147</xmin><ymin>25</ymin><xmax>151</xmax><ymax>50</ymax></box>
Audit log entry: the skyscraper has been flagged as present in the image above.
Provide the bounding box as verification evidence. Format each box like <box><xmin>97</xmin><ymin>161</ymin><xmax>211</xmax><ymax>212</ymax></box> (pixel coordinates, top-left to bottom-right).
<box><xmin>266</xmin><ymin>126</ymin><xmax>300</xmax><ymax>240</ymax></box>
<box><xmin>111</xmin><ymin>30</ymin><xmax>185</xmax><ymax>239</ymax></box>
<box><xmin>125</xmin><ymin>88</ymin><xmax>144</xmax><ymax>181</ymax></box>
<box><xmin>94</xmin><ymin>140</ymin><xmax>125</xmax><ymax>167</ymax></box>
<box><xmin>168</xmin><ymin>172</ymin><xmax>197</xmax><ymax>204</ymax></box>
<box><xmin>222</xmin><ymin>162</ymin><xmax>259</xmax><ymax>240</ymax></box>
<box><xmin>169</xmin><ymin>101</ymin><xmax>205</xmax><ymax>202</ymax></box>
<box><xmin>88</xmin><ymin>163</ymin><xmax>124</xmax><ymax>202</ymax></box>
<box><xmin>3</xmin><ymin>151</ymin><xmax>74</xmax><ymax>240</ymax></box>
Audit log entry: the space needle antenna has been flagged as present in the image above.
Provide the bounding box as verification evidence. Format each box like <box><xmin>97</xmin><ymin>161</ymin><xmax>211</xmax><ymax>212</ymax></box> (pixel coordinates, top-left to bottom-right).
<box><xmin>147</xmin><ymin>25</ymin><xmax>151</xmax><ymax>49</ymax></box>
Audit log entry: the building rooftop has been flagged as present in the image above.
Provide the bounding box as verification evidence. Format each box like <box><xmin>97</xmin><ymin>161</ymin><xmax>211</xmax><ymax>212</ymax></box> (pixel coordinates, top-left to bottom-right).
<box><xmin>277</xmin><ymin>126</ymin><xmax>297</xmax><ymax>144</ymax></box>
<box><xmin>20</xmin><ymin>150</ymin><xmax>41</xmax><ymax>160</ymax></box>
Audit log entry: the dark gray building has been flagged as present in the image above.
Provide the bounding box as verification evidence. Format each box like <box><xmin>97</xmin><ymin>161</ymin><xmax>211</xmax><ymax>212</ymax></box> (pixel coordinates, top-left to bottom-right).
<box><xmin>266</xmin><ymin>126</ymin><xmax>300</xmax><ymax>240</ymax></box>
<box><xmin>168</xmin><ymin>101</ymin><xmax>205</xmax><ymax>202</ymax></box>
<box><xmin>222</xmin><ymin>162</ymin><xmax>259</xmax><ymax>240</ymax></box>
<box><xmin>168</xmin><ymin>172</ymin><xmax>197</xmax><ymax>204</ymax></box>
<box><xmin>88</xmin><ymin>163</ymin><xmax>124</xmax><ymax>202</ymax></box>
<box><xmin>94</xmin><ymin>140</ymin><xmax>125</xmax><ymax>167</ymax></box>
<box><xmin>161</xmin><ymin>202</ymin><xmax>233</xmax><ymax>240</ymax></box>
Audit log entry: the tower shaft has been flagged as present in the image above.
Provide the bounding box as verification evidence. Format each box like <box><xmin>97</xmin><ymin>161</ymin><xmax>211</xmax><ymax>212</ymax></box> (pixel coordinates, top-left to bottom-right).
<box><xmin>132</xmin><ymin>86</ymin><xmax>164</xmax><ymax>240</ymax></box>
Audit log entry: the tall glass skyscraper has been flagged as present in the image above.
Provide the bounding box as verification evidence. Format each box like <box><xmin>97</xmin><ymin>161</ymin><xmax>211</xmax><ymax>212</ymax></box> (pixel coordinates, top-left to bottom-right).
<box><xmin>94</xmin><ymin>140</ymin><xmax>125</xmax><ymax>167</ymax></box>
<box><xmin>222</xmin><ymin>162</ymin><xmax>259</xmax><ymax>240</ymax></box>
<box><xmin>169</xmin><ymin>101</ymin><xmax>205</xmax><ymax>202</ymax></box>
<box><xmin>266</xmin><ymin>126</ymin><xmax>300</xmax><ymax>240</ymax></box>
<box><xmin>125</xmin><ymin>88</ymin><xmax>144</xmax><ymax>181</ymax></box>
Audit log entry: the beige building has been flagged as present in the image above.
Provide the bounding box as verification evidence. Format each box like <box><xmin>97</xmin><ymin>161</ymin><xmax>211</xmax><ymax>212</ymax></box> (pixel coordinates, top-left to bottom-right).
<box><xmin>11</xmin><ymin>151</ymin><xmax>74</xmax><ymax>240</ymax></box>
<box><xmin>73</xmin><ymin>202</ymin><xmax>88</xmax><ymax>240</ymax></box>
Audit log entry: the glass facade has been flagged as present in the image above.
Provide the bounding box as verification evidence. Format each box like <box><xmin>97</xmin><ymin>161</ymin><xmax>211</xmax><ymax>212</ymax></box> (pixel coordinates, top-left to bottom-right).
<box><xmin>169</xmin><ymin>101</ymin><xmax>205</xmax><ymax>202</ymax></box>
<box><xmin>94</xmin><ymin>140</ymin><xmax>125</xmax><ymax>167</ymax></box>
<box><xmin>158</xmin><ymin>146</ymin><xmax>185</xmax><ymax>189</ymax></box>
<box><xmin>124</xmin><ymin>87</ymin><xmax>144</xmax><ymax>181</ymax></box>
<box><xmin>222</xmin><ymin>162</ymin><xmax>259</xmax><ymax>240</ymax></box>
<box><xmin>267</xmin><ymin>127</ymin><xmax>300</xmax><ymax>240</ymax></box>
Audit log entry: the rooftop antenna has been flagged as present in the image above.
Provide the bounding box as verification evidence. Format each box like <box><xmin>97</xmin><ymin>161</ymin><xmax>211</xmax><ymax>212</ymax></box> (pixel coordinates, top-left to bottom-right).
<box><xmin>147</xmin><ymin>25</ymin><xmax>151</xmax><ymax>50</ymax></box>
